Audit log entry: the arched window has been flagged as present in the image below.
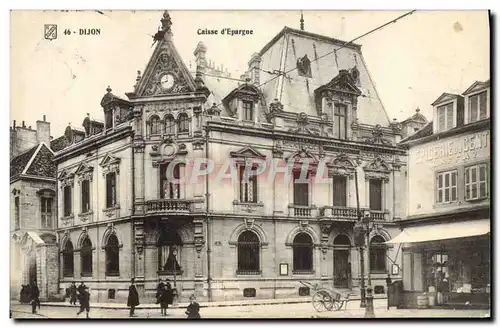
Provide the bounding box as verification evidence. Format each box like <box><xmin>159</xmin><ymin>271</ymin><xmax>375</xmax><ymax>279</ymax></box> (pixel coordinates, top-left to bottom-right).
<box><xmin>157</xmin><ymin>230</ymin><xmax>182</xmax><ymax>273</ymax></box>
<box><xmin>150</xmin><ymin>115</ymin><xmax>161</xmax><ymax>135</ymax></box>
<box><xmin>62</xmin><ymin>240</ymin><xmax>74</xmax><ymax>277</ymax></box>
<box><xmin>178</xmin><ymin>113</ymin><xmax>189</xmax><ymax>133</ymax></box>
<box><xmin>160</xmin><ymin>163</ymin><xmax>184</xmax><ymax>199</ymax></box>
<box><xmin>333</xmin><ymin>234</ymin><xmax>351</xmax><ymax>246</ymax></box>
<box><xmin>105</xmin><ymin>234</ymin><xmax>120</xmax><ymax>276</ymax></box>
<box><xmin>80</xmin><ymin>236</ymin><xmax>93</xmax><ymax>276</ymax></box>
<box><xmin>293</xmin><ymin>233</ymin><xmax>313</xmax><ymax>273</ymax></box>
<box><xmin>164</xmin><ymin>115</ymin><xmax>175</xmax><ymax>135</ymax></box>
<box><xmin>370</xmin><ymin>235</ymin><xmax>387</xmax><ymax>273</ymax></box>
<box><xmin>237</xmin><ymin>231</ymin><xmax>260</xmax><ymax>274</ymax></box>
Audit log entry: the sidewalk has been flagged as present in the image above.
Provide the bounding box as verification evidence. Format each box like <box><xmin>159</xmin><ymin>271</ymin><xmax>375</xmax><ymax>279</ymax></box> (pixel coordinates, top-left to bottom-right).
<box><xmin>35</xmin><ymin>294</ymin><xmax>387</xmax><ymax>310</ymax></box>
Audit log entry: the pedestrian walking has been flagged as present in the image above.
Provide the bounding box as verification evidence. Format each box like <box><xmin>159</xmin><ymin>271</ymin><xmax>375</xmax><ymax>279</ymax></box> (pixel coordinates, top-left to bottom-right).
<box><xmin>76</xmin><ymin>286</ymin><xmax>90</xmax><ymax>318</ymax></box>
<box><xmin>29</xmin><ymin>281</ymin><xmax>40</xmax><ymax>314</ymax></box>
<box><xmin>185</xmin><ymin>294</ymin><xmax>200</xmax><ymax>319</ymax></box>
<box><xmin>127</xmin><ymin>278</ymin><xmax>140</xmax><ymax>317</ymax></box>
<box><xmin>69</xmin><ymin>282</ymin><xmax>78</xmax><ymax>305</ymax></box>
<box><xmin>159</xmin><ymin>282</ymin><xmax>174</xmax><ymax>316</ymax></box>
<box><xmin>155</xmin><ymin>279</ymin><xmax>164</xmax><ymax>305</ymax></box>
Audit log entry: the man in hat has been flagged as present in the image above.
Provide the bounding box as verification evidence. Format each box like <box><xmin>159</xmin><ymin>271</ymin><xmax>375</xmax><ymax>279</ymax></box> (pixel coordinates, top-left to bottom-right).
<box><xmin>69</xmin><ymin>282</ymin><xmax>78</xmax><ymax>305</ymax></box>
<box><xmin>127</xmin><ymin>278</ymin><xmax>140</xmax><ymax>317</ymax></box>
<box><xmin>76</xmin><ymin>286</ymin><xmax>90</xmax><ymax>318</ymax></box>
<box><xmin>29</xmin><ymin>281</ymin><xmax>40</xmax><ymax>314</ymax></box>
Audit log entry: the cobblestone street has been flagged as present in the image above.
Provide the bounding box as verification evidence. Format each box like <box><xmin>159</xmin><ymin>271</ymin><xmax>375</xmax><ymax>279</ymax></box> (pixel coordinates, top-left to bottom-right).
<box><xmin>11</xmin><ymin>300</ymin><xmax>490</xmax><ymax>319</ymax></box>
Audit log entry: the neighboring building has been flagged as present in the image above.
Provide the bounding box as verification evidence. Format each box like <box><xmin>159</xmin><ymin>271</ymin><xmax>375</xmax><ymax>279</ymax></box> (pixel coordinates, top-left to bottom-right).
<box><xmin>53</xmin><ymin>12</ymin><xmax>407</xmax><ymax>303</ymax></box>
<box><xmin>10</xmin><ymin>116</ymin><xmax>59</xmax><ymax>301</ymax></box>
<box><xmin>400</xmin><ymin>108</ymin><xmax>428</xmax><ymax>139</ymax></box>
<box><xmin>394</xmin><ymin>80</ymin><xmax>491</xmax><ymax>308</ymax></box>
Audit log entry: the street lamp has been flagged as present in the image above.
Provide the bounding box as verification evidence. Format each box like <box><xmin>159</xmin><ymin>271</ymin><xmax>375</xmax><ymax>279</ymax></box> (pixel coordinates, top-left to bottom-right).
<box><xmin>353</xmin><ymin>169</ymin><xmax>375</xmax><ymax>318</ymax></box>
<box><xmin>172</xmin><ymin>245</ymin><xmax>178</xmax><ymax>301</ymax></box>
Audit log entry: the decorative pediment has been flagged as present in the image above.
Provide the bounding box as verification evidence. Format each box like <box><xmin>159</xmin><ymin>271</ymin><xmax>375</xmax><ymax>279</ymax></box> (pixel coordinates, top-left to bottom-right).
<box><xmin>362</xmin><ymin>124</ymin><xmax>392</xmax><ymax>146</ymax></box>
<box><xmin>222</xmin><ymin>83</ymin><xmax>263</xmax><ymax>117</ymax></box>
<box><xmin>229</xmin><ymin>145</ymin><xmax>266</xmax><ymax>160</ymax></box>
<box><xmin>150</xmin><ymin>139</ymin><xmax>188</xmax><ymax>167</ymax></box>
<box><xmin>462</xmin><ymin>80</ymin><xmax>490</xmax><ymax>96</ymax></box>
<box><xmin>75</xmin><ymin>162</ymin><xmax>94</xmax><ymax>183</ymax></box>
<box><xmin>286</xmin><ymin>147</ymin><xmax>319</xmax><ymax>164</ymax></box>
<box><xmin>328</xmin><ymin>153</ymin><xmax>356</xmax><ymax>178</ymax></box>
<box><xmin>99</xmin><ymin>154</ymin><xmax>121</xmax><ymax>176</ymax></box>
<box><xmin>314</xmin><ymin>69</ymin><xmax>362</xmax><ymax>97</ymax></box>
<box><xmin>58</xmin><ymin>169</ymin><xmax>74</xmax><ymax>188</ymax></box>
<box><xmin>364</xmin><ymin>156</ymin><xmax>390</xmax><ymax>172</ymax></box>
<box><xmin>133</xmin><ymin>13</ymin><xmax>197</xmax><ymax>98</ymax></box>
<box><xmin>431</xmin><ymin>92</ymin><xmax>461</xmax><ymax>106</ymax></box>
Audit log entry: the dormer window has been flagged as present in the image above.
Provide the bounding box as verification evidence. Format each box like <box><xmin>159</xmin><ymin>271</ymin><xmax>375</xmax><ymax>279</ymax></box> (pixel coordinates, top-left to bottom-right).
<box><xmin>243</xmin><ymin>101</ymin><xmax>254</xmax><ymax>121</ymax></box>
<box><xmin>437</xmin><ymin>102</ymin><xmax>454</xmax><ymax>132</ymax></box>
<box><xmin>333</xmin><ymin>104</ymin><xmax>347</xmax><ymax>140</ymax></box>
<box><xmin>468</xmin><ymin>91</ymin><xmax>487</xmax><ymax>123</ymax></box>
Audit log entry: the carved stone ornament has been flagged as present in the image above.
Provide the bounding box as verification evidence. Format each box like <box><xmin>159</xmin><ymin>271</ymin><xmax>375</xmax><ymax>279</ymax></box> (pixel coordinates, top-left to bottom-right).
<box><xmin>206</xmin><ymin>103</ymin><xmax>221</xmax><ymax>116</ymax></box>
<box><xmin>58</xmin><ymin>170</ymin><xmax>75</xmax><ymax>189</ymax></box>
<box><xmin>143</xmin><ymin>51</ymin><xmax>191</xmax><ymax>96</ymax></box>
<box><xmin>99</xmin><ymin>154</ymin><xmax>121</xmax><ymax>177</ymax></box>
<box><xmin>363</xmin><ymin>124</ymin><xmax>392</xmax><ymax>146</ymax></box>
<box><xmin>61</xmin><ymin>215</ymin><xmax>74</xmax><ymax>227</ymax></box>
<box><xmin>78</xmin><ymin>211</ymin><xmax>93</xmax><ymax>223</ymax></box>
<box><xmin>393</xmin><ymin>157</ymin><xmax>402</xmax><ymax>171</ymax></box>
<box><xmin>134</xmin><ymin>220</ymin><xmax>145</xmax><ymax>255</ymax></box>
<box><xmin>299</xmin><ymin>220</ymin><xmax>309</xmax><ymax>231</ymax></box>
<box><xmin>269</xmin><ymin>98</ymin><xmax>284</xmax><ymax>114</ymax></box>
<box><xmin>244</xmin><ymin>218</ymin><xmax>255</xmax><ymax>229</ymax></box>
<box><xmin>75</xmin><ymin>163</ymin><xmax>94</xmax><ymax>184</ymax></box>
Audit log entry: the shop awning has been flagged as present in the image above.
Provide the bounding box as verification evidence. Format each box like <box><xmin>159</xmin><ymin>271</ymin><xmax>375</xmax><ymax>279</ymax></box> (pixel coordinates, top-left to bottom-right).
<box><xmin>386</xmin><ymin>219</ymin><xmax>490</xmax><ymax>244</ymax></box>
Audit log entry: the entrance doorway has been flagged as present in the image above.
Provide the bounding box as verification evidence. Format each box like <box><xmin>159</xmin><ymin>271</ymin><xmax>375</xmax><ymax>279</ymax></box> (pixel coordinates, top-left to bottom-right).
<box><xmin>28</xmin><ymin>251</ymin><xmax>37</xmax><ymax>285</ymax></box>
<box><xmin>333</xmin><ymin>234</ymin><xmax>351</xmax><ymax>288</ymax></box>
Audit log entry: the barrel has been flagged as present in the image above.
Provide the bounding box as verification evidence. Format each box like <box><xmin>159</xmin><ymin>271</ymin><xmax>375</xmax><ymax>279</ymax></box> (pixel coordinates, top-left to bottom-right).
<box><xmin>417</xmin><ymin>295</ymin><xmax>429</xmax><ymax>309</ymax></box>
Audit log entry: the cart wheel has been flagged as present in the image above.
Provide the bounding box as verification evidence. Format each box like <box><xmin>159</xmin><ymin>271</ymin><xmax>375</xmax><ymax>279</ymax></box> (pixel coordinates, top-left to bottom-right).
<box><xmin>312</xmin><ymin>290</ymin><xmax>333</xmax><ymax>312</ymax></box>
<box><xmin>333</xmin><ymin>300</ymin><xmax>344</xmax><ymax>311</ymax></box>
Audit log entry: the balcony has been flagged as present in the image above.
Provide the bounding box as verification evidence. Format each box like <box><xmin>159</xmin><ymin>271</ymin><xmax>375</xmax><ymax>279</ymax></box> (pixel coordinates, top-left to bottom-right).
<box><xmin>144</xmin><ymin>199</ymin><xmax>198</xmax><ymax>215</ymax></box>
<box><xmin>319</xmin><ymin>206</ymin><xmax>362</xmax><ymax>221</ymax></box>
<box><xmin>288</xmin><ymin>205</ymin><xmax>318</xmax><ymax>217</ymax></box>
<box><xmin>369</xmin><ymin>210</ymin><xmax>388</xmax><ymax>221</ymax></box>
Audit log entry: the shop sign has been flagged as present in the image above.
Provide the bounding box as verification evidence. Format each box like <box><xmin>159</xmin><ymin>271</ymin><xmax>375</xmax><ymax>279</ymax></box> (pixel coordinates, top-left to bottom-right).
<box><xmin>414</xmin><ymin>130</ymin><xmax>490</xmax><ymax>166</ymax></box>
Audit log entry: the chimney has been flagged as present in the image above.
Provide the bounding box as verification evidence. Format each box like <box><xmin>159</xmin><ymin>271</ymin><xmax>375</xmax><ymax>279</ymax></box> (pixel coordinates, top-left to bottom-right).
<box><xmin>22</xmin><ymin>121</ymin><xmax>25</xmax><ymax>128</ymax></box>
<box><xmin>248</xmin><ymin>53</ymin><xmax>262</xmax><ymax>86</ymax></box>
<box><xmin>194</xmin><ymin>41</ymin><xmax>207</xmax><ymax>78</ymax></box>
<box><xmin>13</xmin><ymin>120</ymin><xmax>16</xmax><ymax>128</ymax></box>
<box><xmin>36</xmin><ymin>115</ymin><xmax>51</xmax><ymax>146</ymax></box>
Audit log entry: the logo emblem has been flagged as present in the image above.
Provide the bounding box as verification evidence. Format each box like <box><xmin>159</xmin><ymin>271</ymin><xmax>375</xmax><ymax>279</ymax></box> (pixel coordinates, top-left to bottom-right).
<box><xmin>44</xmin><ymin>24</ymin><xmax>58</xmax><ymax>40</ymax></box>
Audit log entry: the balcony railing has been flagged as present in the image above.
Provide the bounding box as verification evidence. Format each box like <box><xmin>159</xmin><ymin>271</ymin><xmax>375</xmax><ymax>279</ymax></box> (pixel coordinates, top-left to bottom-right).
<box><xmin>145</xmin><ymin>199</ymin><xmax>193</xmax><ymax>214</ymax></box>
<box><xmin>319</xmin><ymin>206</ymin><xmax>363</xmax><ymax>221</ymax></box>
<box><xmin>288</xmin><ymin>205</ymin><xmax>317</xmax><ymax>217</ymax></box>
<box><xmin>369</xmin><ymin>210</ymin><xmax>387</xmax><ymax>221</ymax></box>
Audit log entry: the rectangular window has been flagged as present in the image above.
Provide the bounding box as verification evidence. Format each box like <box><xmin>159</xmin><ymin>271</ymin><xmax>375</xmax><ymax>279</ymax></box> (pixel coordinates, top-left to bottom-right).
<box><xmin>160</xmin><ymin>164</ymin><xmax>182</xmax><ymax>199</ymax></box>
<box><xmin>243</xmin><ymin>101</ymin><xmax>254</xmax><ymax>121</ymax></box>
<box><xmin>333</xmin><ymin>104</ymin><xmax>347</xmax><ymax>140</ymax></box>
<box><xmin>468</xmin><ymin>91</ymin><xmax>488</xmax><ymax>123</ymax></box>
<box><xmin>106</xmin><ymin>173</ymin><xmax>117</xmax><ymax>208</ymax></box>
<box><xmin>369</xmin><ymin>179</ymin><xmax>383</xmax><ymax>211</ymax></box>
<box><xmin>465</xmin><ymin>164</ymin><xmax>488</xmax><ymax>200</ymax></box>
<box><xmin>81</xmin><ymin>180</ymin><xmax>90</xmax><ymax>213</ymax></box>
<box><xmin>41</xmin><ymin>197</ymin><xmax>53</xmax><ymax>229</ymax></box>
<box><xmin>239</xmin><ymin>165</ymin><xmax>258</xmax><ymax>203</ymax></box>
<box><xmin>436</xmin><ymin>170</ymin><xmax>458</xmax><ymax>204</ymax></box>
<box><xmin>437</xmin><ymin>103</ymin><xmax>454</xmax><ymax>132</ymax></box>
<box><xmin>15</xmin><ymin>197</ymin><xmax>20</xmax><ymax>230</ymax></box>
<box><xmin>333</xmin><ymin>176</ymin><xmax>347</xmax><ymax>207</ymax></box>
<box><xmin>63</xmin><ymin>185</ymin><xmax>72</xmax><ymax>217</ymax></box>
<box><xmin>293</xmin><ymin>170</ymin><xmax>309</xmax><ymax>206</ymax></box>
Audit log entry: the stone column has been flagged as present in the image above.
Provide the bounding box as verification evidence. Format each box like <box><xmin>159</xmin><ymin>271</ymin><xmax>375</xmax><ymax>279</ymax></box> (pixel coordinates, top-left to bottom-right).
<box><xmin>133</xmin><ymin>219</ymin><xmax>146</xmax><ymax>297</ymax></box>
<box><xmin>193</xmin><ymin>218</ymin><xmax>205</xmax><ymax>298</ymax></box>
<box><xmin>133</xmin><ymin>108</ymin><xmax>145</xmax><ymax>215</ymax></box>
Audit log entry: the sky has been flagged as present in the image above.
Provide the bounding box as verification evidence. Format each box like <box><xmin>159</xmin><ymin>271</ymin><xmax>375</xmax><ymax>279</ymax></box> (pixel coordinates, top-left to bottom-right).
<box><xmin>10</xmin><ymin>10</ymin><xmax>490</xmax><ymax>138</ymax></box>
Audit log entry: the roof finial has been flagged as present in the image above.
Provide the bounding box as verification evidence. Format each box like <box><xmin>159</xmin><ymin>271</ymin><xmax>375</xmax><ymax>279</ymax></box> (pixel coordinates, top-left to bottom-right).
<box><xmin>416</xmin><ymin>107</ymin><xmax>420</xmax><ymax>113</ymax></box>
<box><xmin>300</xmin><ymin>11</ymin><xmax>304</xmax><ymax>31</ymax></box>
<box><xmin>161</xmin><ymin>10</ymin><xmax>172</xmax><ymax>34</ymax></box>
<box><xmin>106</xmin><ymin>85</ymin><xmax>112</xmax><ymax>93</ymax></box>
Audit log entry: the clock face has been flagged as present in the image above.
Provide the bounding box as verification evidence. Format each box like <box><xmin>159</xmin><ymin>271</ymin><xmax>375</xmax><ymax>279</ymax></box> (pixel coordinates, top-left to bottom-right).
<box><xmin>160</xmin><ymin>73</ymin><xmax>175</xmax><ymax>90</ymax></box>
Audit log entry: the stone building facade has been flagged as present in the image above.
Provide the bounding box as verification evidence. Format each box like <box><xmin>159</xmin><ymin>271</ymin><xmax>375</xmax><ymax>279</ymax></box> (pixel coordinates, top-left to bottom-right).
<box><xmin>394</xmin><ymin>80</ymin><xmax>490</xmax><ymax>308</ymax></box>
<box><xmin>10</xmin><ymin>116</ymin><xmax>60</xmax><ymax>301</ymax></box>
<box><xmin>53</xmin><ymin>12</ymin><xmax>407</xmax><ymax>303</ymax></box>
